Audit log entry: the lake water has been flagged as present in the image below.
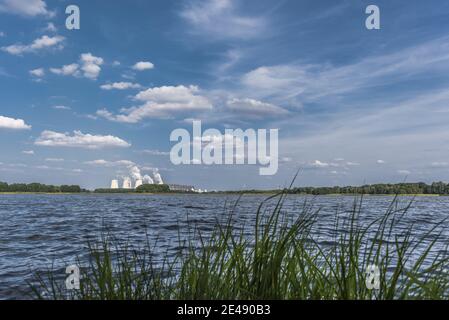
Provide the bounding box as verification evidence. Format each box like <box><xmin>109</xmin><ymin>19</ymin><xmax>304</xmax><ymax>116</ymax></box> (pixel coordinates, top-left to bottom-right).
<box><xmin>0</xmin><ymin>194</ymin><xmax>448</xmax><ymax>299</ymax></box>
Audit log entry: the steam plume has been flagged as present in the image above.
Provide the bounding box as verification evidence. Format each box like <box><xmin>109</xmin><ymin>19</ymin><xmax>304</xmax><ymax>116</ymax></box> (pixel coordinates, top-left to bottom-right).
<box><xmin>153</xmin><ymin>170</ymin><xmax>164</xmax><ymax>184</ymax></box>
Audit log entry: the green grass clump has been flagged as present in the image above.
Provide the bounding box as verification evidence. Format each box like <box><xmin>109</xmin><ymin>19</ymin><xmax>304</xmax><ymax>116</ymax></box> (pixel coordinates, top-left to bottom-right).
<box><xmin>30</xmin><ymin>191</ymin><xmax>449</xmax><ymax>300</ymax></box>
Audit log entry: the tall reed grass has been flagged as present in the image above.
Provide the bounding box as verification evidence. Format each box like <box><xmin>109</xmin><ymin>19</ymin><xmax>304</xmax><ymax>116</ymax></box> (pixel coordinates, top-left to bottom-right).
<box><xmin>30</xmin><ymin>191</ymin><xmax>449</xmax><ymax>300</ymax></box>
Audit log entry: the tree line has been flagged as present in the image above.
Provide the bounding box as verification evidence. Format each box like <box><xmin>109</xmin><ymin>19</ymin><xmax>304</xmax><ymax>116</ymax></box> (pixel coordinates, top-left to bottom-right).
<box><xmin>94</xmin><ymin>184</ymin><xmax>171</xmax><ymax>193</ymax></box>
<box><xmin>220</xmin><ymin>182</ymin><xmax>449</xmax><ymax>195</ymax></box>
<box><xmin>0</xmin><ymin>182</ymin><xmax>82</xmax><ymax>193</ymax></box>
<box><xmin>289</xmin><ymin>182</ymin><xmax>449</xmax><ymax>195</ymax></box>
<box><xmin>3</xmin><ymin>181</ymin><xmax>449</xmax><ymax>195</ymax></box>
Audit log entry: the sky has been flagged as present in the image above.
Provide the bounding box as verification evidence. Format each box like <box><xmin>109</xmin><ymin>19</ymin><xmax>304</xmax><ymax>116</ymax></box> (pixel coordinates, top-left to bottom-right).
<box><xmin>1</xmin><ymin>0</ymin><xmax>449</xmax><ymax>190</ymax></box>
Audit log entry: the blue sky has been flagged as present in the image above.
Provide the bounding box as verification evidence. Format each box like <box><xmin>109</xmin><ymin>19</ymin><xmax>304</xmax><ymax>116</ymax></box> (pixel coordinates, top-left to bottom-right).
<box><xmin>1</xmin><ymin>0</ymin><xmax>449</xmax><ymax>190</ymax></box>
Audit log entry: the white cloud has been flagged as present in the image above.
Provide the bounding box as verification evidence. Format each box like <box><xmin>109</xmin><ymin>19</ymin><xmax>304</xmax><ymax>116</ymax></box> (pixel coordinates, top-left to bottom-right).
<box><xmin>35</xmin><ymin>130</ymin><xmax>131</xmax><ymax>149</ymax></box>
<box><xmin>377</xmin><ymin>160</ymin><xmax>386</xmax><ymax>164</ymax></box>
<box><xmin>50</xmin><ymin>53</ymin><xmax>104</xmax><ymax>80</ymax></box>
<box><xmin>35</xmin><ymin>165</ymin><xmax>50</xmax><ymax>170</ymax></box>
<box><xmin>309</xmin><ymin>160</ymin><xmax>331</xmax><ymax>168</ymax></box>
<box><xmin>85</xmin><ymin>114</ymin><xmax>98</xmax><ymax>120</ymax></box>
<box><xmin>95</xmin><ymin>109</ymin><xmax>117</xmax><ymax>121</ymax></box>
<box><xmin>9</xmin><ymin>163</ymin><xmax>27</xmax><ymax>168</ymax></box>
<box><xmin>84</xmin><ymin>159</ymin><xmax>135</xmax><ymax>167</ymax></box>
<box><xmin>100</xmin><ymin>82</ymin><xmax>142</xmax><ymax>90</ymax></box>
<box><xmin>180</xmin><ymin>0</ymin><xmax>266</xmax><ymax>40</ymax></box>
<box><xmin>2</xmin><ymin>35</ymin><xmax>64</xmax><ymax>55</ymax></box>
<box><xmin>141</xmin><ymin>149</ymin><xmax>170</xmax><ymax>156</ymax></box>
<box><xmin>29</xmin><ymin>68</ymin><xmax>45</xmax><ymax>77</ymax></box>
<box><xmin>135</xmin><ymin>85</ymin><xmax>202</xmax><ymax>103</ymax></box>
<box><xmin>132</xmin><ymin>61</ymin><xmax>154</xmax><ymax>71</ymax></box>
<box><xmin>0</xmin><ymin>31</ymin><xmax>5</xmax><ymax>37</ymax></box>
<box><xmin>217</xmin><ymin>49</ymin><xmax>242</xmax><ymax>74</ymax></box>
<box><xmin>30</xmin><ymin>35</ymin><xmax>62</xmax><ymax>49</ymax></box>
<box><xmin>97</xmin><ymin>85</ymin><xmax>213</xmax><ymax>123</ymax></box>
<box><xmin>242</xmin><ymin>66</ymin><xmax>301</xmax><ymax>91</ymax></box>
<box><xmin>430</xmin><ymin>162</ymin><xmax>449</xmax><ymax>168</ymax></box>
<box><xmin>50</xmin><ymin>63</ymin><xmax>79</xmax><ymax>76</ymax></box>
<box><xmin>33</xmin><ymin>165</ymin><xmax>76</xmax><ymax>172</ymax></box>
<box><xmin>241</xmin><ymin>37</ymin><xmax>449</xmax><ymax>108</ymax></box>
<box><xmin>52</xmin><ymin>105</ymin><xmax>71</xmax><ymax>110</ymax></box>
<box><xmin>80</xmin><ymin>53</ymin><xmax>104</xmax><ymax>79</ymax></box>
<box><xmin>305</xmin><ymin>159</ymin><xmax>359</xmax><ymax>170</ymax></box>
<box><xmin>397</xmin><ymin>170</ymin><xmax>411</xmax><ymax>175</ymax></box>
<box><xmin>121</xmin><ymin>72</ymin><xmax>135</xmax><ymax>80</ymax></box>
<box><xmin>0</xmin><ymin>115</ymin><xmax>31</xmax><ymax>130</ymax></box>
<box><xmin>22</xmin><ymin>150</ymin><xmax>34</xmax><ymax>155</ymax></box>
<box><xmin>45</xmin><ymin>158</ymin><xmax>64</xmax><ymax>162</ymax></box>
<box><xmin>226</xmin><ymin>98</ymin><xmax>288</xmax><ymax>118</ymax></box>
<box><xmin>115</xmin><ymin>160</ymin><xmax>135</xmax><ymax>166</ymax></box>
<box><xmin>0</xmin><ymin>0</ymin><xmax>54</xmax><ymax>17</ymax></box>
<box><xmin>84</xmin><ymin>159</ymin><xmax>108</xmax><ymax>166</ymax></box>
<box><xmin>44</xmin><ymin>22</ymin><xmax>57</xmax><ymax>32</ymax></box>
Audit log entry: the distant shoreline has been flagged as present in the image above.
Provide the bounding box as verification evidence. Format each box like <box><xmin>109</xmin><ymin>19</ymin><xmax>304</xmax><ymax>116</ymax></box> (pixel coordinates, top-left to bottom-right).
<box><xmin>3</xmin><ymin>181</ymin><xmax>449</xmax><ymax>196</ymax></box>
<box><xmin>0</xmin><ymin>192</ymin><xmax>445</xmax><ymax>197</ymax></box>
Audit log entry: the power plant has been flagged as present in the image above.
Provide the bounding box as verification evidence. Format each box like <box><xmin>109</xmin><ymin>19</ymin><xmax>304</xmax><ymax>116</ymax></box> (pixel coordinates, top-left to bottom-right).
<box><xmin>110</xmin><ymin>168</ymin><xmax>165</xmax><ymax>190</ymax></box>
<box><xmin>110</xmin><ymin>179</ymin><xmax>119</xmax><ymax>189</ymax></box>
<box><xmin>109</xmin><ymin>166</ymin><xmax>199</xmax><ymax>192</ymax></box>
<box><xmin>122</xmin><ymin>177</ymin><xmax>132</xmax><ymax>189</ymax></box>
<box><xmin>135</xmin><ymin>179</ymin><xmax>143</xmax><ymax>189</ymax></box>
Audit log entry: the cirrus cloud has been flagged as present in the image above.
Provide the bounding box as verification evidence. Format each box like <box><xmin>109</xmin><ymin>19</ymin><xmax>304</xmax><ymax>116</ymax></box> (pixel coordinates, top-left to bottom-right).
<box><xmin>0</xmin><ymin>0</ymin><xmax>54</xmax><ymax>17</ymax></box>
<box><xmin>226</xmin><ymin>98</ymin><xmax>289</xmax><ymax>118</ymax></box>
<box><xmin>180</xmin><ymin>0</ymin><xmax>267</xmax><ymax>40</ymax></box>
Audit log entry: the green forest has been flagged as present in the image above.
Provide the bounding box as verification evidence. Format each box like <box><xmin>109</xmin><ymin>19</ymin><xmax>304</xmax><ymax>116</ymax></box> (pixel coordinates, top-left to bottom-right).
<box><xmin>289</xmin><ymin>182</ymin><xmax>449</xmax><ymax>195</ymax></box>
<box><xmin>94</xmin><ymin>184</ymin><xmax>170</xmax><ymax>193</ymax></box>
<box><xmin>223</xmin><ymin>182</ymin><xmax>449</xmax><ymax>195</ymax></box>
<box><xmin>0</xmin><ymin>182</ymin><xmax>82</xmax><ymax>193</ymax></box>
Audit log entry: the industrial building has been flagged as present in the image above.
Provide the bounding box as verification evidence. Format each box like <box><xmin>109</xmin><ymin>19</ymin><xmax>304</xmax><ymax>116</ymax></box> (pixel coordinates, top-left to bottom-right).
<box><xmin>122</xmin><ymin>177</ymin><xmax>132</xmax><ymax>189</ymax></box>
<box><xmin>110</xmin><ymin>179</ymin><xmax>119</xmax><ymax>189</ymax></box>
<box><xmin>168</xmin><ymin>184</ymin><xmax>195</xmax><ymax>192</ymax></box>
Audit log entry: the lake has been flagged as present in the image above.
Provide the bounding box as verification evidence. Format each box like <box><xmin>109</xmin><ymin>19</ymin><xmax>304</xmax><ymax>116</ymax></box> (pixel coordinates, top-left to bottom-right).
<box><xmin>0</xmin><ymin>194</ymin><xmax>448</xmax><ymax>299</ymax></box>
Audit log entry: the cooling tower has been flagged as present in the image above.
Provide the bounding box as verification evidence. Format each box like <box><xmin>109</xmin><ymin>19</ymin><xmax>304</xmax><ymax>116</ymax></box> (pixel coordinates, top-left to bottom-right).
<box><xmin>122</xmin><ymin>177</ymin><xmax>132</xmax><ymax>189</ymax></box>
<box><xmin>153</xmin><ymin>171</ymin><xmax>164</xmax><ymax>185</ymax></box>
<box><xmin>135</xmin><ymin>179</ymin><xmax>143</xmax><ymax>189</ymax></box>
<box><xmin>110</xmin><ymin>179</ymin><xmax>119</xmax><ymax>189</ymax></box>
<box><xmin>143</xmin><ymin>175</ymin><xmax>154</xmax><ymax>184</ymax></box>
